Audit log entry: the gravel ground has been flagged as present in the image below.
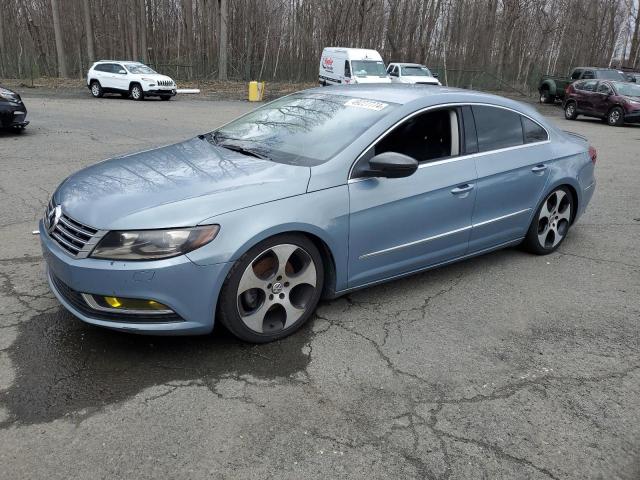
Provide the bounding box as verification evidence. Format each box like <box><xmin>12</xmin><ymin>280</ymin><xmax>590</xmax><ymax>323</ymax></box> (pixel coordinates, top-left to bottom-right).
<box><xmin>0</xmin><ymin>92</ymin><xmax>638</xmax><ymax>479</ymax></box>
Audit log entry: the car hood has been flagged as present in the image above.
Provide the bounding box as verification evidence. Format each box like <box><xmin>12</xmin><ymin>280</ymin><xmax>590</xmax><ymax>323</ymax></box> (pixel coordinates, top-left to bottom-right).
<box><xmin>138</xmin><ymin>73</ymin><xmax>174</xmax><ymax>83</ymax></box>
<box><xmin>54</xmin><ymin>137</ymin><xmax>311</xmax><ymax>230</ymax></box>
<box><xmin>402</xmin><ymin>76</ymin><xmax>440</xmax><ymax>84</ymax></box>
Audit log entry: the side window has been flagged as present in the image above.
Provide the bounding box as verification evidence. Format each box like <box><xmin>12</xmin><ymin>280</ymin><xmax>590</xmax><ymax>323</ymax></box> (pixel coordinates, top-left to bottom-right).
<box><xmin>114</xmin><ymin>64</ymin><xmax>126</xmax><ymax>74</ymax></box>
<box><xmin>472</xmin><ymin>106</ymin><xmax>523</xmax><ymax>152</ymax></box>
<box><xmin>374</xmin><ymin>108</ymin><xmax>460</xmax><ymax>163</ymax></box>
<box><xmin>344</xmin><ymin>60</ymin><xmax>351</xmax><ymax>78</ymax></box>
<box><xmin>393</xmin><ymin>66</ymin><xmax>399</xmax><ymax>76</ymax></box>
<box><xmin>95</xmin><ymin>64</ymin><xmax>108</xmax><ymax>72</ymax></box>
<box><xmin>597</xmin><ymin>83</ymin><xmax>612</xmax><ymax>94</ymax></box>
<box><xmin>582</xmin><ymin>80</ymin><xmax>598</xmax><ymax>92</ymax></box>
<box><xmin>386</xmin><ymin>65</ymin><xmax>393</xmax><ymax>74</ymax></box>
<box><xmin>521</xmin><ymin>117</ymin><xmax>548</xmax><ymax>144</ymax></box>
<box><xmin>571</xmin><ymin>69</ymin><xmax>582</xmax><ymax>80</ymax></box>
<box><xmin>461</xmin><ymin>106</ymin><xmax>478</xmax><ymax>154</ymax></box>
<box><xmin>582</xmin><ymin>70</ymin><xmax>595</xmax><ymax>79</ymax></box>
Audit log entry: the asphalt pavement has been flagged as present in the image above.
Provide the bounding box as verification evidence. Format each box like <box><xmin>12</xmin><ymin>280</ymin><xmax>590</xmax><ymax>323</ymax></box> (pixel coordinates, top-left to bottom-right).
<box><xmin>0</xmin><ymin>92</ymin><xmax>638</xmax><ymax>479</ymax></box>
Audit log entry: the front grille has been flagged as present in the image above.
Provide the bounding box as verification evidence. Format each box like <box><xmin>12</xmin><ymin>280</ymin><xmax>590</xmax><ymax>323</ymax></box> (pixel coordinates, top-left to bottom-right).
<box><xmin>44</xmin><ymin>199</ymin><xmax>104</xmax><ymax>258</ymax></box>
<box><xmin>157</xmin><ymin>80</ymin><xmax>173</xmax><ymax>86</ymax></box>
<box><xmin>50</xmin><ymin>272</ymin><xmax>183</xmax><ymax>323</ymax></box>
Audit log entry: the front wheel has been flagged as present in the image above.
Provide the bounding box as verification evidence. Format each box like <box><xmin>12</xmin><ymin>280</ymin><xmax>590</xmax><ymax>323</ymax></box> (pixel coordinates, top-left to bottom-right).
<box><xmin>522</xmin><ymin>187</ymin><xmax>574</xmax><ymax>255</ymax></box>
<box><xmin>130</xmin><ymin>84</ymin><xmax>144</xmax><ymax>101</ymax></box>
<box><xmin>218</xmin><ymin>234</ymin><xmax>324</xmax><ymax>343</ymax></box>
<box><xmin>607</xmin><ymin>107</ymin><xmax>624</xmax><ymax>126</ymax></box>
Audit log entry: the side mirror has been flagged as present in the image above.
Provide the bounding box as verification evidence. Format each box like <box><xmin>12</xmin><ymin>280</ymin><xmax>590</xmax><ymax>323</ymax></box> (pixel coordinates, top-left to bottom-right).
<box><xmin>118</xmin><ymin>69</ymin><xmax>127</xmax><ymax>74</ymax></box>
<box><xmin>390</xmin><ymin>71</ymin><xmax>399</xmax><ymax>77</ymax></box>
<box><xmin>363</xmin><ymin>152</ymin><xmax>418</xmax><ymax>179</ymax></box>
<box><xmin>432</xmin><ymin>72</ymin><xmax>439</xmax><ymax>78</ymax></box>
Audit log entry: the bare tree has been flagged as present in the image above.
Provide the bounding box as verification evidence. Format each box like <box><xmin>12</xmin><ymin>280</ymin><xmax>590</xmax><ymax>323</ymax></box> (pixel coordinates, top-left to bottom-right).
<box><xmin>50</xmin><ymin>0</ymin><xmax>68</xmax><ymax>77</ymax></box>
<box><xmin>218</xmin><ymin>0</ymin><xmax>228</xmax><ymax>80</ymax></box>
<box><xmin>83</xmin><ymin>0</ymin><xmax>96</xmax><ymax>62</ymax></box>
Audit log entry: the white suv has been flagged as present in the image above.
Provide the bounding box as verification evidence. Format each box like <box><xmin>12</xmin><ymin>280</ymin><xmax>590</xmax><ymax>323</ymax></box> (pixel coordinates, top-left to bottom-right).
<box><xmin>87</xmin><ymin>61</ymin><xmax>176</xmax><ymax>101</ymax></box>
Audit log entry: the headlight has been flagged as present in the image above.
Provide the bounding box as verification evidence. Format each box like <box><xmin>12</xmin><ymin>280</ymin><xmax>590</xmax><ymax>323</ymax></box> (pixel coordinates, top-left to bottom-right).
<box><xmin>141</xmin><ymin>77</ymin><xmax>155</xmax><ymax>83</ymax></box>
<box><xmin>91</xmin><ymin>225</ymin><xmax>220</xmax><ymax>260</ymax></box>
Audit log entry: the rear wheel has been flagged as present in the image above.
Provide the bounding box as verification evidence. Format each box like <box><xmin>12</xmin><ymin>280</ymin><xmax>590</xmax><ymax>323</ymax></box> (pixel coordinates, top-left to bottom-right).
<box><xmin>218</xmin><ymin>234</ymin><xmax>324</xmax><ymax>343</ymax></box>
<box><xmin>522</xmin><ymin>187</ymin><xmax>574</xmax><ymax>255</ymax></box>
<box><xmin>90</xmin><ymin>81</ymin><xmax>103</xmax><ymax>98</ymax></box>
<box><xmin>564</xmin><ymin>101</ymin><xmax>578</xmax><ymax>120</ymax></box>
<box><xmin>607</xmin><ymin>107</ymin><xmax>624</xmax><ymax>126</ymax></box>
<box><xmin>130</xmin><ymin>83</ymin><xmax>144</xmax><ymax>101</ymax></box>
<box><xmin>539</xmin><ymin>88</ymin><xmax>555</xmax><ymax>104</ymax></box>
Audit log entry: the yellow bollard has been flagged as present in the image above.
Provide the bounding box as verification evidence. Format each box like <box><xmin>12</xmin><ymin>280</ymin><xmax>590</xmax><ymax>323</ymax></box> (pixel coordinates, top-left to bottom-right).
<box><xmin>248</xmin><ymin>81</ymin><xmax>265</xmax><ymax>102</ymax></box>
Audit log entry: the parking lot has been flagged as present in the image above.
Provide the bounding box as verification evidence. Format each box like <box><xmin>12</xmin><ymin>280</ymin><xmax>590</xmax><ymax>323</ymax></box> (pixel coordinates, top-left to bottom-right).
<box><xmin>0</xmin><ymin>93</ymin><xmax>638</xmax><ymax>479</ymax></box>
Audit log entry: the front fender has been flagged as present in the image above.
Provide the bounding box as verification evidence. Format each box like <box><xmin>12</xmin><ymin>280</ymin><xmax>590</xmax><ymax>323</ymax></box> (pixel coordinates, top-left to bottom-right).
<box><xmin>186</xmin><ymin>186</ymin><xmax>350</xmax><ymax>292</ymax></box>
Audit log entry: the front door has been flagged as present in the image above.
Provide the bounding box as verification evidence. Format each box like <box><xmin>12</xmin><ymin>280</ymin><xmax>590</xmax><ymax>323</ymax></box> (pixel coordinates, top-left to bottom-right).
<box><xmin>348</xmin><ymin>107</ymin><xmax>477</xmax><ymax>287</ymax></box>
<box><xmin>592</xmin><ymin>81</ymin><xmax>614</xmax><ymax>117</ymax></box>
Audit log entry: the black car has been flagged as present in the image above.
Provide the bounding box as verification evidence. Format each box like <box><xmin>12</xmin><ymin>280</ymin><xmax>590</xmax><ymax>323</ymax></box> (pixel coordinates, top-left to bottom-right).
<box><xmin>0</xmin><ymin>86</ymin><xmax>29</xmax><ymax>131</ymax></box>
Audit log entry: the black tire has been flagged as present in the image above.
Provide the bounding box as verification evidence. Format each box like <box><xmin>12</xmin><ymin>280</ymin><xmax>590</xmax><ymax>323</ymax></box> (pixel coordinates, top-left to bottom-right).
<box><xmin>564</xmin><ymin>101</ymin><xmax>578</xmax><ymax>120</ymax></box>
<box><xmin>606</xmin><ymin>106</ymin><xmax>624</xmax><ymax>126</ymax></box>
<box><xmin>539</xmin><ymin>88</ymin><xmax>555</xmax><ymax>104</ymax></box>
<box><xmin>218</xmin><ymin>233</ymin><xmax>324</xmax><ymax>343</ymax></box>
<box><xmin>90</xmin><ymin>81</ymin><xmax>103</xmax><ymax>98</ymax></box>
<box><xmin>522</xmin><ymin>186</ymin><xmax>574</xmax><ymax>255</ymax></box>
<box><xmin>130</xmin><ymin>83</ymin><xmax>144</xmax><ymax>101</ymax></box>
<box><xmin>160</xmin><ymin>95</ymin><xmax>172</xmax><ymax>101</ymax></box>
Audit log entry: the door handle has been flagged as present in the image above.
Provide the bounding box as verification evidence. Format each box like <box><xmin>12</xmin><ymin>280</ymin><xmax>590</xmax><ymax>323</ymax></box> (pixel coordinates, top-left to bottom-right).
<box><xmin>531</xmin><ymin>164</ymin><xmax>547</xmax><ymax>173</ymax></box>
<box><xmin>451</xmin><ymin>184</ymin><xmax>474</xmax><ymax>195</ymax></box>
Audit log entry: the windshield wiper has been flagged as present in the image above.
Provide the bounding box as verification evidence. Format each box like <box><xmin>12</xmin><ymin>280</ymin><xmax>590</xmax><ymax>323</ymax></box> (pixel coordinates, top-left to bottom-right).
<box><xmin>216</xmin><ymin>143</ymin><xmax>269</xmax><ymax>160</ymax></box>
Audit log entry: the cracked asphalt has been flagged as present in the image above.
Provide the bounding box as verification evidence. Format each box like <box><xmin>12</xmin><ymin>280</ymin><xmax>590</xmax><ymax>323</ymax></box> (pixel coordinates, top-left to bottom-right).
<box><xmin>0</xmin><ymin>93</ymin><xmax>638</xmax><ymax>479</ymax></box>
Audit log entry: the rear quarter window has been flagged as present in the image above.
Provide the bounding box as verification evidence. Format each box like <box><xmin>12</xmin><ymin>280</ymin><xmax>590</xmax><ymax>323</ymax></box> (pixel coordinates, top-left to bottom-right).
<box><xmin>472</xmin><ymin>106</ymin><xmax>523</xmax><ymax>152</ymax></box>
<box><xmin>521</xmin><ymin>117</ymin><xmax>548</xmax><ymax>143</ymax></box>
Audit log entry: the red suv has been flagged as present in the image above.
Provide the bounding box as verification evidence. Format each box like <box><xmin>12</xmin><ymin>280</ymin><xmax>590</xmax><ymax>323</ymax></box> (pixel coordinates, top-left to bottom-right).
<box><xmin>563</xmin><ymin>80</ymin><xmax>640</xmax><ymax>126</ymax></box>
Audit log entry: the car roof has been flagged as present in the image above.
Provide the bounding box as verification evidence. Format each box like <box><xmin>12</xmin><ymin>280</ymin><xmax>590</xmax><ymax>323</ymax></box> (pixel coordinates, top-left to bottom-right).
<box><xmin>94</xmin><ymin>60</ymin><xmax>142</xmax><ymax>64</ymax></box>
<box><xmin>390</xmin><ymin>63</ymin><xmax>425</xmax><ymax>67</ymax></box>
<box><xmin>573</xmin><ymin>67</ymin><xmax>618</xmax><ymax>71</ymax></box>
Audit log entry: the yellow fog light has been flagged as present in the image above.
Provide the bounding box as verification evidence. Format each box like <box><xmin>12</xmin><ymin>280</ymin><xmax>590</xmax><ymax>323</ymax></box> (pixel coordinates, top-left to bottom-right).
<box><xmin>82</xmin><ymin>294</ymin><xmax>173</xmax><ymax>314</ymax></box>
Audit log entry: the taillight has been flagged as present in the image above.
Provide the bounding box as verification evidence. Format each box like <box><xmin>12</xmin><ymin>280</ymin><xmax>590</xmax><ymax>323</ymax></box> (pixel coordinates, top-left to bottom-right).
<box><xmin>588</xmin><ymin>145</ymin><xmax>597</xmax><ymax>164</ymax></box>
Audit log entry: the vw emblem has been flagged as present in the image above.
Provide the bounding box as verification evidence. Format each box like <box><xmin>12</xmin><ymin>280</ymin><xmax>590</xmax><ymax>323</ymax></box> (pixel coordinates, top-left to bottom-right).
<box><xmin>47</xmin><ymin>205</ymin><xmax>62</xmax><ymax>234</ymax></box>
<box><xmin>271</xmin><ymin>282</ymin><xmax>283</xmax><ymax>294</ymax></box>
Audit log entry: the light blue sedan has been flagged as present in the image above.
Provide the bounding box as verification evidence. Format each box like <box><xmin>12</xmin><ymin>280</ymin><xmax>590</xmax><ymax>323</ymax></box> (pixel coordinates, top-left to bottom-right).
<box><xmin>40</xmin><ymin>86</ymin><xmax>597</xmax><ymax>342</ymax></box>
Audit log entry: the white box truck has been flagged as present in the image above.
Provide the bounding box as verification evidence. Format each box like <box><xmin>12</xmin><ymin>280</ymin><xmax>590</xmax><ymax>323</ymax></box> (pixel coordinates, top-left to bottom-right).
<box><xmin>319</xmin><ymin>48</ymin><xmax>391</xmax><ymax>86</ymax></box>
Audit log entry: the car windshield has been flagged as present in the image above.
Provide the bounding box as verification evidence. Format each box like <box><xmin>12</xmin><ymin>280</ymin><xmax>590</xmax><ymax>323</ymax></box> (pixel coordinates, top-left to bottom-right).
<box><xmin>126</xmin><ymin>64</ymin><xmax>157</xmax><ymax>74</ymax></box>
<box><xmin>351</xmin><ymin>60</ymin><xmax>387</xmax><ymax>77</ymax></box>
<box><xmin>597</xmin><ymin>70</ymin><xmax>625</xmax><ymax>80</ymax></box>
<box><xmin>209</xmin><ymin>93</ymin><xmax>398</xmax><ymax>166</ymax></box>
<box><xmin>612</xmin><ymin>81</ymin><xmax>640</xmax><ymax>97</ymax></box>
<box><xmin>401</xmin><ymin>66</ymin><xmax>432</xmax><ymax>77</ymax></box>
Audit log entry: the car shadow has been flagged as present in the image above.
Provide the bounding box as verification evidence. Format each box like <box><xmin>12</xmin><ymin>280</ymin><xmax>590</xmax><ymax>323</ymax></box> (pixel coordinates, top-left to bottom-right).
<box><xmin>1</xmin><ymin>307</ymin><xmax>313</xmax><ymax>426</ymax></box>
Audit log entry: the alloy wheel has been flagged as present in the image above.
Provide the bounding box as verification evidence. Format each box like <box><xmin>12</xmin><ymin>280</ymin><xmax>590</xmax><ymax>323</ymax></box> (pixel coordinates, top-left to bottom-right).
<box><xmin>609</xmin><ymin>109</ymin><xmax>621</xmax><ymax>125</ymax></box>
<box><xmin>565</xmin><ymin>103</ymin><xmax>575</xmax><ymax>119</ymax></box>
<box><xmin>131</xmin><ymin>86</ymin><xmax>142</xmax><ymax>100</ymax></box>
<box><xmin>537</xmin><ymin>190</ymin><xmax>572</xmax><ymax>249</ymax></box>
<box><xmin>236</xmin><ymin>243</ymin><xmax>318</xmax><ymax>334</ymax></box>
<box><xmin>91</xmin><ymin>83</ymin><xmax>100</xmax><ymax>96</ymax></box>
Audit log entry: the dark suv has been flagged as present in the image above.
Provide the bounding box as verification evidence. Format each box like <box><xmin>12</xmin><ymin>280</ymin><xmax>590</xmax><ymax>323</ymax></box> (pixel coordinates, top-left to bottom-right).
<box><xmin>563</xmin><ymin>80</ymin><xmax>640</xmax><ymax>126</ymax></box>
<box><xmin>0</xmin><ymin>85</ymin><xmax>29</xmax><ymax>131</ymax></box>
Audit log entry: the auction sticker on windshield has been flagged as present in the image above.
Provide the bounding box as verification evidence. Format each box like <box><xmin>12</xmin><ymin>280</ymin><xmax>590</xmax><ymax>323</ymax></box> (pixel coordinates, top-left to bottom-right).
<box><xmin>344</xmin><ymin>98</ymin><xmax>388</xmax><ymax>111</ymax></box>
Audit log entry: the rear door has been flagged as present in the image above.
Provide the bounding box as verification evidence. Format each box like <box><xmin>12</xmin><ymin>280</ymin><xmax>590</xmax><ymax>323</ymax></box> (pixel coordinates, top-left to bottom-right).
<box><xmin>468</xmin><ymin>105</ymin><xmax>551</xmax><ymax>252</ymax></box>
<box><xmin>576</xmin><ymin>80</ymin><xmax>599</xmax><ymax>114</ymax></box>
<box><xmin>592</xmin><ymin>81</ymin><xmax>613</xmax><ymax>118</ymax></box>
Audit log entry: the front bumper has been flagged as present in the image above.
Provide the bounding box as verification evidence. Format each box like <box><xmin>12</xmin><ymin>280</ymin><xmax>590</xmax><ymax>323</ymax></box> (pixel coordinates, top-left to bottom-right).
<box><xmin>623</xmin><ymin>109</ymin><xmax>640</xmax><ymax>123</ymax></box>
<box><xmin>40</xmin><ymin>220</ymin><xmax>230</xmax><ymax>335</ymax></box>
<box><xmin>0</xmin><ymin>102</ymin><xmax>28</xmax><ymax>128</ymax></box>
<box><xmin>145</xmin><ymin>88</ymin><xmax>176</xmax><ymax>96</ymax></box>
